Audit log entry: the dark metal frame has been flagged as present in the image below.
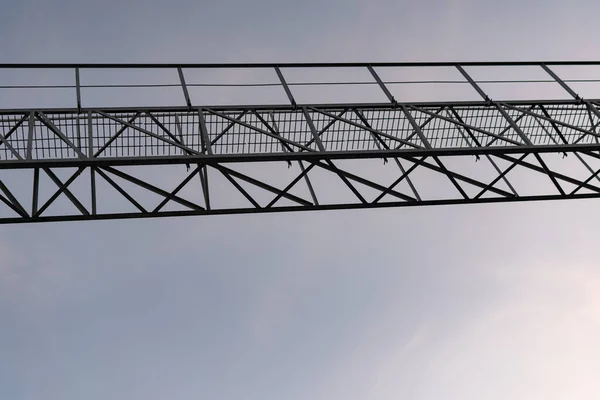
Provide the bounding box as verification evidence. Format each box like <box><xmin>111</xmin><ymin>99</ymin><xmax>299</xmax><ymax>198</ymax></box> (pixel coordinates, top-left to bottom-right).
<box><xmin>4</xmin><ymin>61</ymin><xmax>600</xmax><ymax>67</ymax></box>
<box><xmin>1</xmin><ymin>62</ymin><xmax>600</xmax><ymax>223</ymax></box>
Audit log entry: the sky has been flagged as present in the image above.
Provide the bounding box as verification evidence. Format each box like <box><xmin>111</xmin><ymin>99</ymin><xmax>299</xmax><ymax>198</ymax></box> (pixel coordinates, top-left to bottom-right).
<box><xmin>2</xmin><ymin>1</ymin><xmax>600</xmax><ymax>399</ymax></box>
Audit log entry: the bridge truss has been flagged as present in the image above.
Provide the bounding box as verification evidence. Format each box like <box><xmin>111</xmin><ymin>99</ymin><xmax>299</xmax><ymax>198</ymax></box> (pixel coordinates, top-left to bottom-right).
<box><xmin>2</xmin><ymin>62</ymin><xmax>600</xmax><ymax>223</ymax></box>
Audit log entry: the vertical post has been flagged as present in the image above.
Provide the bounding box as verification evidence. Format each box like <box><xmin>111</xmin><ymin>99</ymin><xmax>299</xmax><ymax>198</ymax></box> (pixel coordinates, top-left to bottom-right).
<box><xmin>27</xmin><ymin>111</ymin><xmax>35</xmax><ymax>160</ymax></box>
<box><xmin>75</xmin><ymin>67</ymin><xmax>82</xmax><ymax>112</ymax></box>
<box><xmin>367</xmin><ymin>65</ymin><xmax>396</xmax><ymax>105</ymax></box>
<box><xmin>456</xmin><ymin>64</ymin><xmax>491</xmax><ymax>103</ymax></box>
<box><xmin>199</xmin><ymin>166</ymin><xmax>211</xmax><ymax>210</ymax></box>
<box><xmin>175</xmin><ymin>115</ymin><xmax>190</xmax><ymax>171</ymax></box>
<box><xmin>302</xmin><ymin>107</ymin><xmax>325</xmax><ymax>151</ymax></box>
<box><xmin>174</xmin><ymin>115</ymin><xmax>185</xmax><ymax>143</ymax></box>
<box><xmin>87</xmin><ymin>111</ymin><xmax>93</xmax><ymax>158</ymax></box>
<box><xmin>76</xmin><ymin>114</ymin><xmax>82</xmax><ymax>155</ymax></box>
<box><xmin>90</xmin><ymin>168</ymin><xmax>97</xmax><ymax>215</ymax></box>
<box><xmin>540</xmin><ymin>63</ymin><xmax>581</xmax><ymax>101</ymax></box>
<box><xmin>178</xmin><ymin>67</ymin><xmax>193</xmax><ymax>110</ymax></box>
<box><xmin>198</xmin><ymin>108</ymin><xmax>213</xmax><ymax>155</ymax></box>
<box><xmin>275</xmin><ymin>66</ymin><xmax>296</xmax><ymax>109</ymax></box>
<box><xmin>32</xmin><ymin>168</ymin><xmax>39</xmax><ymax>216</ymax></box>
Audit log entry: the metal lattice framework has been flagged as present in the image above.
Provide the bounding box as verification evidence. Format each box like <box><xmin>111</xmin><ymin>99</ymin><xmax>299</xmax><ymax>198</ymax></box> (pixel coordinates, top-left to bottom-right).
<box><xmin>2</xmin><ymin>62</ymin><xmax>600</xmax><ymax>223</ymax></box>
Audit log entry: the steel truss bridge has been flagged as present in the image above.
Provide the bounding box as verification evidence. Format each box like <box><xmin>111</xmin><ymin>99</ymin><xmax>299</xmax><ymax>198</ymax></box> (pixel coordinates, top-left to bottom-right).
<box><xmin>2</xmin><ymin>61</ymin><xmax>600</xmax><ymax>223</ymax></box>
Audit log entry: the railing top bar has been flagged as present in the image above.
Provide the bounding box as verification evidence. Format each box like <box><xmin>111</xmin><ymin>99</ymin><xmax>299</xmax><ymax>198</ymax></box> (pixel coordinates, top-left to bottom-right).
<box><xmin>0</xmin><ymin>98</ymin><xmax>590</xmax><ymax>116</ymax></box>
<box><xmin>1</xmin><ymin>61</ymin><xmax>600</xmax><ymax>69</ymax></box>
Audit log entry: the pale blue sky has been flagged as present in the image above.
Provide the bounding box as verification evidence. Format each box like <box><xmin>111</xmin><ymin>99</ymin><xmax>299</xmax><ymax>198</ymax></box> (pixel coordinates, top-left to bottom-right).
<box><xmin>2</xmin><ymin>1</ymin><xmax>600</xmax><ymax>400</ymax></box>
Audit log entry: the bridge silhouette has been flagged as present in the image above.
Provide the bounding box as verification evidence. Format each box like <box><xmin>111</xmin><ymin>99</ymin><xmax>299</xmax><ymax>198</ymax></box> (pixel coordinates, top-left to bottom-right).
<box><xmin>1</xmin><ymin>62</ymin><xmax>600</xmax><ymax>223</ymax></box>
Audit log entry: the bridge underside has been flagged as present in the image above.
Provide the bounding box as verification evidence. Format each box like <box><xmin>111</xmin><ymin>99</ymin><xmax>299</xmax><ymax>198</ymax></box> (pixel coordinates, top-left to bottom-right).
<box><xmin>1</xmin><ymin>100</ymin><xmax>600</xmax><ymax>223</ymax></box>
